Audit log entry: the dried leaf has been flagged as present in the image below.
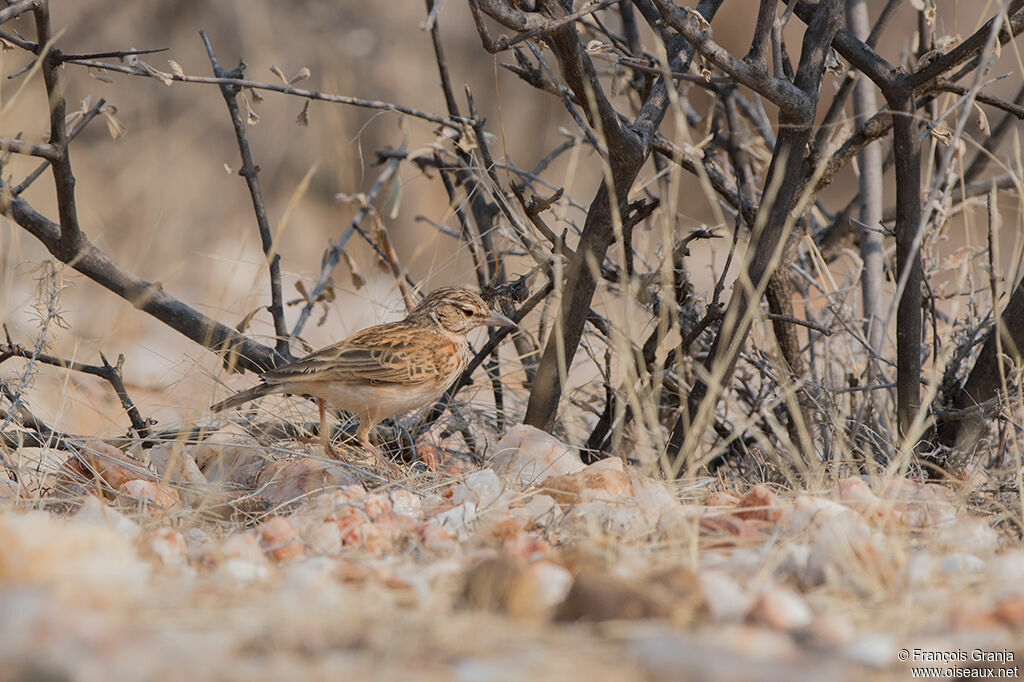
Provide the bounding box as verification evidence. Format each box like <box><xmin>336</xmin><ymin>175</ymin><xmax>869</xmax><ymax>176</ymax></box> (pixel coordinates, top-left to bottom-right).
<box><xmin>933</xmin><ymin>34</ymin><xmax>961</xmax><ymax>52</ymax></box>
<box><xmin>340</xmin><ymin>250</ymin><xmax>366</xmax><ymax>290</ymax></box>
<box><xmin>825</xmin><ymin>48</ymin><xmax>842</xmax><ymax>76</ymax></box>
<box><xmin>168</xmin><ymin>60</ymin><xmax>185</xmax><ymax>78</ymax></box>
<box><xmin>269</xmin><ymin>64</ymin><xmax>288</xmax><ymax>84</ymax></box>
<box><xmin>234</xmin><ymin>306</ymin><xmax>266</xmax><ymax>334</ymax></box>
<box><xmin>974</xmin><ymin>101</ymin><xmax>990</xmax><ymax>136</ymax></box>
<box><xmin>320</xmin><ymin>281</ymin><xmax>336</xmax><ymax>302</ymax></box>
<box><xmin>684</xmin><ymin>6</ymin><xmax>710</xmax><ymax>32</ymax></box>
<box><xmin>585</xmin><ymin>41</ymin><xmax>618</xmax><ymax>64</ymax></box>
<box><xmin>929</xmin><ymin>124</ymin><xmax>951</xmax><ymax>146</ymax></box>
<box><xmin>335</xmin><ymin>192</ymin><xmax>369</xmax><ymax>207</ymax></box>
<box><xmin>223</xmin><ymin>163</ymin><xmax>233</xmax><ymax>174</ymax></box>
<box><xmin>0</xmin><ymin>38</ymin><xmax>13</xmax><ymax>53</ymax></box>
<box><xmin>289</xmin><ymin>67</ymin><xmax>311</xmax><ymax>84</ymax></box>
<box><xmin>296</xmin><ymin>100</ymin><xmax>310</xmax><ymax>127</ymax></box>
<box><xmin>133</xmin><ymin>58</ymin><xmax>173</xmax><ymax>86</ymax></box>
<box><xmin>383</xmin><ymin>171</ymin><xmax>402</xmax><ymax>220</ymax></box>
<box><xmin>64</xmin><ymin>97</ymin><xmax>89</xmax><ymax>129</ymax></box>
<box><xmin>89</xmin><ymin>69</ymin><xmax>115</xmax><ymax>83</ymax></box>
<box><xmin>242</xmin><ymin>93</ymin><xmax>260</xmax><ymax>125</ymax></box>
<box><xmin>100</xmin><ymin>104</ymin><xmax>126</xmax><ymax>140</ymax></box>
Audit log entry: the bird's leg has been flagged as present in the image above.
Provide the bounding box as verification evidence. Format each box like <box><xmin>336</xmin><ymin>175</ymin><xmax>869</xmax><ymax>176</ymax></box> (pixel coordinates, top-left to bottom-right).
<box><xmin>356</xmin><ymin>419</ymin><xmax>400</xmax><ymax>476</ymax></box>
<box><xmin>355</xmin><ymin>419</ymin><xmax>374</xmax><ymax>452</ymax></box>
<box><xmin>318</xmin><ymin>398</ymin><xmax>339</xmax><ymax>459</ymax></box>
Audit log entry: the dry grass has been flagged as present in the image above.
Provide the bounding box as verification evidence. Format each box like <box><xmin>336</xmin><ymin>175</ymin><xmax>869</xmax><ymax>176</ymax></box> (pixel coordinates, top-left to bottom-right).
<box><xmin>2</xmin><ymin>2</ymin><xmax>1024</xmax><ymax>680</ymax></box>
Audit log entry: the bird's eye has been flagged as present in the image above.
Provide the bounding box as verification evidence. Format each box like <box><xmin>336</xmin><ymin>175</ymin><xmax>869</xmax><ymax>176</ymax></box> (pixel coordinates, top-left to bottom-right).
<box><xmin>460</xmin><ymin>307</ymin><xmax>474</xmax><ymax>317</ymax></box>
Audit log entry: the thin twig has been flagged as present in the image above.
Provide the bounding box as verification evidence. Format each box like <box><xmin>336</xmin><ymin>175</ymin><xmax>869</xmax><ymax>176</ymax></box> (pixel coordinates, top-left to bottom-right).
<box><xmin>289</xmin><ymin>156</ymin><xmax>401</xmax><ymax>340</ymax></box>
<box><xmin>13</xmin><ymin>97</ymin><xmax>105</xmax><ymax>196</ymax></box>
<box><xmin>200</xmin><ymin>30</ymin><xmax>290</xmax><ymax>361</ymax></box>
<box><xmin>0</xmin><ymin>337</ymin><xmax>150</xmax><ymax>438</ymax></box>
<box><xmin>65</xmin><ymin>57</ymin><xmax>463</xmax><ymax>131</ymax></box>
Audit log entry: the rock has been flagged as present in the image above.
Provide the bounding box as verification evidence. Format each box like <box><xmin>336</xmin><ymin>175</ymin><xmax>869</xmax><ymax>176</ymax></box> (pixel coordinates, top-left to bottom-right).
<box><xmin>434</xmin><ymin>501</ymin><xmax>478</xmax><ymax>540</ymax></box>
<box><xmin>184</xmin><ymin>527</ymin><xmax>215</xmax><ymax>563</ymax></box>
<box><xmin>417</xmin><ymin>521</ymin><xmax>457</xmax><ymax>556</ymax></box>
<box><xmin>933</xmin><ymin>516</ymin><xmax>999</xmax><ymax>556</ymax></box>
<box><xmin>529</xmin><ymin>561</ymin><xmax>574</xmax><ymax>609</ymax></box>
<box><xmin>774</xmin><ymin>543</ymin><xmax>810</xmax><ymax>581</ymax></box>
<box><xmin>388</xmin><ymin>488</ymin><xmax>423</xmax><ymax>519</ymax></box>
<box><xmin>836</xmin><ymin>477</ymin><xmax>897</xmax><ymax>525</ymax></box>
<box><xmin>585</xmin><ymin>457</ymin><xmax>624</xmax><ymax>472</ymax></box>
<box><xmin>148</xmin><ymin>445</ymin><xmax>207</xmax><ymax>486</ymax></box>
<box><xmin>449</xmin><ymin>470</ymin><xmax>510</xmax><ymax>512</ymax></box>
<box><xmin>144</xmin><ymin>527</ymin><xmax>188</xmax><ymax>567</ymax></box>
<box><xmin>812</xmin><ymin>613</ymin><xmax>857</xmax><ymax>647</ymax></box>
<box><xmin>2</xmin><ymin>507</ymin><xmax>150</xmax><ymax>594</ymax></box>
<box><xmin>706</xmin><ymin>624</ymin><xmax>799</xmax><ymax>661</ymax></box>
<box><xmin>509</xmin><ymin>494</ymin><xmax>558</xmax><ymax>525</ymax></box>
<box><xmin>632</xmin><ymin>475</ymin><xmax>681</xmax><ymax>525</ymax></box>
<box><xmin>420</xmin><ymin>493</ymin><xmax>449</xmax><ymax>518</ymax></box>
<box><xmin>564</xmin><ymin>501</ymin><xmax>613</xmax><ymax>531</ymax></box>
<box><xmin>220</xmin><ymin>532</ymin><xmax>267</xmax><ymax>564</ymax></box>
<box><xmin>72</xmin><ymin>495</ymin><xmax>140</xmax><ymax>538</ymax></box>
<box><xmin>71</xmin><ymin>440</ymin><xmax>154</xmax><ymax>491</ymax></box>
<box><xmin>554</xmin><ymin>567</ymin><xmax>671</xmax><ymax>621</ymax></box>
<box><xmin>190</xmin><ymin>437</ymin><xmax>264</xmax><ymax>485</ymax></box>
<box><xmin>363</xmin><ymin>492</ymin><xmax>393</xmax><ymax>520</ymax></box>
<box><xmin>257</xmin><ymin>517</ymin><xmax>304</xmax><ymax>562</ymax></box>
<box><xmin>750</xmin><ymin>585</ymin><xmax>813</xmax><ymax>630</ymax></box>
<box><xmin>790</xmin><ymin>495</ymin><xmax>891</xmax><ymax>591</ymax></box>
<box><xmin>657</xmin><ymin>506</ymin><xmax>701</xmax><ymax>539</ymax></box>
<box><xmin>906</xmin><ymin>551</ymin><xmax>939</xmax><ymax>587</ymax></box>
<box><xmin>117</xmin><ymin>479</ymin><xmax>181</xmax><ymax>508</ymax></box>
<box><xmin>541</xmin><ymin>467</ymin><xmax>633</xmax><ymax>505</ymax></box>
<box><xmin>841</xmin><ymin>632</ymin><xmax>896</xmax><ymax>667</ymax></box>
<box><xmin>0</xmin><ymin>479</ymin><xmax>21</xmax><ymax>501</ymax></box>
<box><xmin>735</xmin><ymin>484</ymin><xmax>787</xmax><ymax>523</ymax></box>
<box><xmin>705</xmin><ymin>490</ymin><xmax>743</xmax><ymax>506</ymax></box>
<box><xmin>607</xmin><ymin>505</ymin><xmax>648</xmax><ymax>536</ymax></box>
<box><xmin>939</xmin><ymin>553</ymin><xmax>986</xmax><ymax>573</ymax></box>
<box><xmin>698</xmin><ymin>515</ymin><xmax>768</xmax><ymax>547</ymax></box>
<box><xmin>255</xmin><ymin>459</ymin><xmax>361</xmax><ymax>507</ymax></box>
<box><xmin>993</xmin><ymin>595</ymin><xmax>1024</xmax><ymax>629</ymax></box>
<box><xmin>333</xmin><ymin>515</ymin><xmax>399</xmax><ymax>554</ymax></box>
<box><xmin>304</xmin><ymin>522</ymin><xmax>343</xmax><ymax>556</ymax></box>
<box><xmin>316</xmin><ymin>485</ymin><xmax>369</xmax><ymax>520</ymax></box>
<box><xmin>698</xmin><ymin>570</ymin><xmax>751</xmax><ymax>622</ymax></box>
<box><xmin>215</xmin><ymin>559</ymin><xmax>271</xmax><ymax>583</ymax></box>
<box><xmin>462</xmin><ymin>554</ymin><xmax>546</xmax><ymax>618</ymax></box>
<box><xmin>881</xmin><ymin>478</ymin><xmax>959</xmax><ymax>528</ymax></box>
<box><xmin>490</xmin><ymin>425</ymin><xmax>585</xmax><ymax>487</ymax></box>
<box><xmin>990</xmin><ymin>550</ymin><xmax>1024</xmax><ymax>585</ymax></box>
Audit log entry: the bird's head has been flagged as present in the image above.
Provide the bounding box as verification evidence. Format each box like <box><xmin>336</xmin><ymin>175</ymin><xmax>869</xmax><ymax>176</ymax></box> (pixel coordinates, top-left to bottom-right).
<box><xmin>408</xmin><ymin>287</ymin><xmax>516</xmax><ymax>335</ymax></box>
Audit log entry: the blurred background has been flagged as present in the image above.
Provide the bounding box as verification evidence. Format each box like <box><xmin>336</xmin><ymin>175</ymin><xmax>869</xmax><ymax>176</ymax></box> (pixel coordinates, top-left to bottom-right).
<box><xmin>1</xmin><ymin>1</ymin><xmax>1020</xmax><ymax>441</ymax></box>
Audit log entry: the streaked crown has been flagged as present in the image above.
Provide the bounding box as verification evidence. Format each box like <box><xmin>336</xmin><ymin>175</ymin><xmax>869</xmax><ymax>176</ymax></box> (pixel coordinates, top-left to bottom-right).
<box><xmin>406</xmin><ymin>287</ymin><xmax>508</xmax><ymax>335</ymax></box>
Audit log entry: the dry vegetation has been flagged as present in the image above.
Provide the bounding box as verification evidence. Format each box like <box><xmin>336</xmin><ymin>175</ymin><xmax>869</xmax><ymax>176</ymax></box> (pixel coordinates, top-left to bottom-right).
<box><xmin>2</xmin><ymin>1</ymin><xmax>1024</xmax><ymax>679</ymax></box>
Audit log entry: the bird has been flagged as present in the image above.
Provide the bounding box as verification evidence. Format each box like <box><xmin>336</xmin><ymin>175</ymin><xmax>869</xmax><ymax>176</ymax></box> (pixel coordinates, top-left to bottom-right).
<box><xmin>211</xmin><ymin>287</ymin><xmax>516</xmax><ymax>472</ymax></box>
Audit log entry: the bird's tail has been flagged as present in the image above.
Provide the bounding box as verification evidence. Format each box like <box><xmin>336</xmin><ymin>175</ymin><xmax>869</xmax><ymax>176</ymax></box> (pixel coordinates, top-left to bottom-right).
<box><xmin>211</xmin><ymin>383</ymin><xmax>273</xmax><ymax>412</ymax></box>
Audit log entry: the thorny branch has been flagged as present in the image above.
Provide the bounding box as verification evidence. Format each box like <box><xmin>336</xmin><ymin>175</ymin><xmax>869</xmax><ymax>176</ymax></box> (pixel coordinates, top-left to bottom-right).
<box><xmin>3</xmin><ymin>0</ymin><xmax>1024</xmax><ymax>481</ymax></box>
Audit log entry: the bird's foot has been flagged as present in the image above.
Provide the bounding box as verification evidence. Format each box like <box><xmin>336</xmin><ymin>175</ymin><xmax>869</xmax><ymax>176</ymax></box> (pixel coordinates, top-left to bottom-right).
<box><xmin>359</xmin><ymin>438</ymin><xmax>401</xmax><ymax>478</ymax></box>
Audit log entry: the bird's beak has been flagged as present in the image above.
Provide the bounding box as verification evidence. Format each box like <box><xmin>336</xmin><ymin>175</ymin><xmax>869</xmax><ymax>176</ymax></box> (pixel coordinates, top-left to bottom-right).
<box><xmin>485</xmin><ymin>311</ymin><xmax>517</xmax><ymax>329</ymax></box>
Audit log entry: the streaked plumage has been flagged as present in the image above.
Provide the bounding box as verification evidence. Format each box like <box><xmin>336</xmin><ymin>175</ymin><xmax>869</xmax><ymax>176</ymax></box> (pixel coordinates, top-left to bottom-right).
<box><xmin>212</xmin><ymin>287</ymin><xmax>515</xmax><ymax>470</ymax></box>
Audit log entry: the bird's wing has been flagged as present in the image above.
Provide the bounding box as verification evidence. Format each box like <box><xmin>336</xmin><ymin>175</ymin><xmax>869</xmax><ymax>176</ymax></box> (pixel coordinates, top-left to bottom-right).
<box><xmin>264</xmin><ymin>322</ymin><xmax>461</xmax><ymax>386</ymax></box>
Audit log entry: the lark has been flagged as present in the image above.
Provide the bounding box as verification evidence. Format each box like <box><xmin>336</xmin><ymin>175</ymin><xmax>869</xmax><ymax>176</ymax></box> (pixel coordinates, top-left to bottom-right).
<box><xmin>212</xmin><ymin>287</ymin><xmax>515</xmax><ymax>470</ymax></box>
